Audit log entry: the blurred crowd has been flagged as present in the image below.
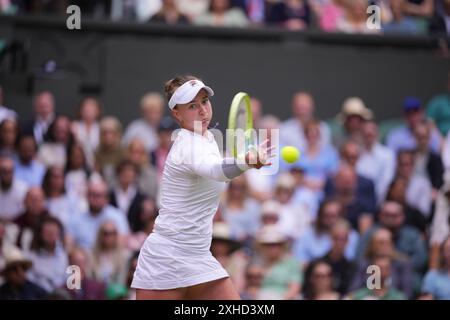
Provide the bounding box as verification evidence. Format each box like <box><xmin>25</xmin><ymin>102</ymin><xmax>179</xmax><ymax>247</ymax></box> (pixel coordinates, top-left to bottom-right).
<box><xmin>1</xmin><ymin>71</ymin><xmax>450</xmax><ymax>300</ymax></box>
<box><xmin>0</xmin><ymin>0</ymin><xmax>449</xmax><ymax>37</ymax></box>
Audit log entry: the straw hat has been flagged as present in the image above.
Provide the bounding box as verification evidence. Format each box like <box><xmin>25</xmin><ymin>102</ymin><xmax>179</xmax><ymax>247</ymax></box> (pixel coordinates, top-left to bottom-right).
<box><xmin>275</xmin><ymin>173</ymin><xmax>296</xmax><ymax>190</ymax></box>
<box><xmin>256</xmin><ymin>225</ymin><xmax>287</xmax><ymax>244</ymax></box>
<box><xmin>0</xmin><ymin>246</ymin><xmax>32</xmax><ymax>276</ymax></box>
<box><xmin>261</xmin><ymin>200</ymin><xmax>282</xmax><ymax>218</ymax></box>
<box><xmin>337</xmin><ymin>97</ymin><xmax>373</xmax><ymax>122</ymax></box>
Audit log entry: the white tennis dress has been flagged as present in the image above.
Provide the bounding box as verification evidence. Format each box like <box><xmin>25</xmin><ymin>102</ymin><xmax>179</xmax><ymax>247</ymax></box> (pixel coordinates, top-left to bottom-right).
<box><xmin>131</xmin><ymin>128</ymin><xmax>232</xmax><ymax>290</ymax></box>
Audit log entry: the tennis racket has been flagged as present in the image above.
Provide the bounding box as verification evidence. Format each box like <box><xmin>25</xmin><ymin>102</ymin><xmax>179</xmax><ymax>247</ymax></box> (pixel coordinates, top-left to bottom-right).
<box><xmin>227</xmin><ymin>92</ymin><xmax>256</xmax><ymax>159</ymax></box>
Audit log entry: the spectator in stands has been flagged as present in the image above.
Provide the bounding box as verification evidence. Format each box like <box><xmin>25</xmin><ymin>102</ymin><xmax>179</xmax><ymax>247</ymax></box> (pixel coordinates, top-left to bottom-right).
<box><xmin>27</xmin><ymin>216</ymin><xmax>68</xmax><ymax>293</ymax></box>
<box><xmin>255</xmin><ymin>225</ymin><xmax>302</xmax><ymax>299</ymax></box>
<box><xmin>0</xmin><ymin>247</ymin><xmax>47</xmax><ymax>299</ymax></box>
<box><xmin>324</xmin><ymin>165</ymin><xmax>376</xmax><ymax>233</ymax></box>
<box><xmin>149</xmin><ymin>0</ymin><xmax>190</xmax><ymax>24</ymax></box>
<box><xmin>429</xmin><ymin>175</ymin><xmax>450</xmax><ymax>269</ymax></box>
<box><xmin>316</xmin><ymin>219</ymin><xmax>356</xmax><ymax>295</ymax></box>
<box><xmin>240</xmin><ymin>260</ymin><xmax>264</xmax><ymax>300</ymax></box>
<box><xmin>194</xmin><ymin>0</ymin><xmax>250</xmax><ymax>27</ymax></box>
<box><xmin>289</xmin><ymin>166</ymin><xmax>320</xmax><ymax>221</ymax></box>
<box><xmin>339</xmin><ymin>140</ymin><xmax>378</xmax><ymax>209</ymax></box>
<box><xmin>336</xmin><ymin>0</ymin><xmax>381</xmax><ymax>33</ymax></box>
<box><xmin>292</xmin><ymin>120</ymin><xmax>339</xmax><ymax>192</ymax></box>
<box><xmin>355</xmin><ymin>201</ymin><xmax>428</xmax><ymax>278</ymax></box>
<box><xmin>64</xmin><ymin>246</ymin><xmax>106</xmax><ymax>300</ymax></box>
<box><xmin>413</xmin><ymin>122</ymin><xmax>444</xmax><ymax>200</ymax></box>
<box><xmin>395</xmin><ymin>149</ymin><xmax>432</xmax><ymax>216</ymax></box>
<box><xmin>302</xmin><ymin>260</ymin><xmax>340</xmax><ymax>300</ymax></box>
<box><xmin>273</xmin><ymin>173</ymin><xmax>311</xmax><ymax>240</ymax></box>
<box><xmin>94</xmin><ymin>116</ymin><xmax>125</xmax><ymax>186</ymax></box>
<box><xmin>221</xmin><ymin>175</ymin><xmax>261</xmax><ymax>241</ymax></box>
<box><xmin>280</xmin><ymin>91</ymin><xmax>331</xmax><ymax>152</ymax></box>
<box><xmin>0</xmin><ymin>86</ymin><xmax>17</xmax><ymax>122</ymax></box>
<box><xmin>110</xmin><ymin>0</ymin><xmax>139</xmax><ymax>20</ymax></box>
<box><xmin>22</xmin><ymin>91</ymin><xmax>56</xmax><ymax>145</ymax></box>
<box><xmin>430</xmin><ymin>0</ymin><xmax>450</xmax><ymax>36</ymax></box>
<box><xmin>350</xmin><ymin>227</ymin><xmax>413</xmax><ymax>298</ymax></box>
<box><xmin>385</xmin><ymin>177</ymin><xmax>428</xmax><ymax>233</ymax></box>
<box><xmin>426</xmin><ymin>71</ymin><xmax>450</xmax><ymax>137</ymax></box>
<box><xmin>266</xmin><ymin>0</ymin><xmax>311</xmax><ymax>30</ymax></box>
<box><xmin>0</xmin><ymin>118</ymin><xmax>19</xmax><ymax>158</ymax></box>
<box><xmin>245</xmin><ymin>114</ymin><xmax>280</xmax><ymax>202</ymax></box>
<box><xmin>293</xmin><ymin>200</ymin><xmax>358</xmax><ymax>266</ymax></box>
<box><xmin>210</xmin><ymin>222</ymin><xmax>248</xmax><ymax>293</ymax></box>
<box><xmin>259</xmin><ymin>200</ymin><xmax>282</xmax><ymax>228</ymax></box>
<box><xmin>123</xmin><ymin>92</ymin><xmax>164</xmax><ymax>153</ymax></box>
<box><xmin>310</xmin><ymin>0</ymin><xmax>346</xmax><ymax>32</ymax></box>
<box><xmin>38</xmin><ymin>115</ymin><xmax>73</xmax><ymax>168</ymax></box>
<box><xmin>26</xmin><ymin>0</ymin><xmax>68</xmax><ymax>15</ymax></box>
<box><xmin>13</xmin><ymin>187</ymin><xmax>49</xmax><ymax>251</ymax></box>
<box><xmin>403</xmin><ymin>0</ymin><xmax>434</xmax><ymax>33</ymax></box>
<box><xmin>71</xmin><ymin>97</ymin><xmax>102</xmax><ymax>170</ymax></box>
<box><xmin>386</xmin><ymin>96</ymin><xmax>442</xmax><ymax>153</ymax></box>
<box><xmin>150</xmin><ymin>116</ymin><xmax>178</xmax><ymax>180</ymax></box>
<box><xmin>357</xmin><ymin>121</ymin><xmax>396</xmax><ymax>204</ymax></box>
<box><xmin>333</xmin><ymin>97</ymin><xmax>373</xmax><ymax>147</ymax></box>
<box><xmin>14</xmin><ymin>135</ymin><xmax>46</xmax><ymax>187</ymax></box>
<box><xmin>347</xmin><ymin>256</ymin><xmax>407</xmax><ymax>300</ymax></box>
<box><xmin>421</xmin><ymin>236</ymin><xmax>450</xmax><ymax>299</ymax></box>
<box><xmin>126</xmin><ymin>197</ymin><xmax>158</xmax><ymax>251</ymax></box>
<box><xmin>89</xmin><ymin>221</ymin><xmax>130</xmax><ymax>286</ymax></box>
<box><xmin>0</xmin><ymin>156</ymin><xmax>28</xmax><ymax>221</ymax></box>
<box><xmin>64</xmin><ymin>142</ymin><xmax>92</xmax><ymax>206</ymax></box>
<box><xmin>110</xmin><ymin>160</ymin><xmax>146</xmax><ymax>231</ymax></box>
<box><xmin>42</xmin><ymin>166</ymin><xmax>84</xmax><ymax>230</ymax></box>
<box><xmin>383</xmin><ymin>0</ymin><xmax>423</xmax><ymax>34</ymax></box>
<box><xmin>0</xmin><ymin>218</ymin><xmax>21</xmax><ymax>285</ymax></box>
<box><xmin>125</xmin><ymin>138</ymin><xmax>159</xmax><ymax>200</ymax></box>
<box><xmin>175</xmin><ymin>0</ymin><xmax>209</xmax><ymax>22</ymax></box>
<box><xmin>67</xmin><ymin>180</ymin><xmax>129</xmax><ymax>250</ymax></box>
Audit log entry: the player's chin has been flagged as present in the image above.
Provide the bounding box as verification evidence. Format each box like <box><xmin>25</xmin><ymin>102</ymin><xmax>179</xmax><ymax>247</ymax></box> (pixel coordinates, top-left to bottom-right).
<box><xmin>202</xmin><ymin>119</ymin><xmax>211</xmax><ymax>128</ymax></box>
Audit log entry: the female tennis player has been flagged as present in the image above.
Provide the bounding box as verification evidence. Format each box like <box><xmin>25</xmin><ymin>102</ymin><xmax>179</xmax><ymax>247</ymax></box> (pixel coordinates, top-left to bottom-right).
<box><xmin>131</xmin><ymin>75</ymin><xmax>273</xmax><ymax>299</ymax></box>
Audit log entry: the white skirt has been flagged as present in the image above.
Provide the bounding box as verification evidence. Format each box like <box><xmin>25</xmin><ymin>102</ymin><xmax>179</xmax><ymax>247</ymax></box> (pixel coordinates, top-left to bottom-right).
<box><xmin>131</xmin><ymin>232</ymin><xmax>229</xmax><ymax>290</ymax></box>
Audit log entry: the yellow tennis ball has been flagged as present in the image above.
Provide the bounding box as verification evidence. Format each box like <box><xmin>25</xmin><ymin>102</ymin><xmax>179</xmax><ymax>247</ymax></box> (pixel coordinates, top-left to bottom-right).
<box><xmin>281</xmin><ymin>146</ymin><xmax>300</xmax><ymax>163</ymax></box>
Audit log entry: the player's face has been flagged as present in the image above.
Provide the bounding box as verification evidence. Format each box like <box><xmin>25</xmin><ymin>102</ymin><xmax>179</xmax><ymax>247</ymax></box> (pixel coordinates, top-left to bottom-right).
<box><xmin>172</xmin><ymin>89</ymin><xmax>212</xmax><ymax>135</ymax></box>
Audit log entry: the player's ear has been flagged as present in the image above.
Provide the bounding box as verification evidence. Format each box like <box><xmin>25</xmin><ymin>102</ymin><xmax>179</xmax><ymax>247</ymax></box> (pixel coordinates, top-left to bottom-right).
<box><xmin>171</xmin><ymin>108</ymin><xmax>182</xmax><ymax>124</ymax></box>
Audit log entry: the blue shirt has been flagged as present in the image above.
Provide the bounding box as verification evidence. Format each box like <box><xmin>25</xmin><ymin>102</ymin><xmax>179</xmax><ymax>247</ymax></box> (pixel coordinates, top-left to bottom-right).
<box><xmin>383</xmin><ymin>17</ymin><xmax>421</xmax><ymax>34</ymax></box>
<box><xmin>292</xmin><ymin>226</ymin><xmax>359</xmax><ymax>264</ymax></box>
<box><xmin>13</xmin><ymin>158</ymin><xmax>46</xmax><ymax>187</ymax></box>
<box><xmin>284</xmin><ymin>145</ymin><xmax>339</xmax><ymax>182</ymax></box>
<box><xmin>68</xmin><ymin>205</ymin><xmax>130</xmax><ymax>250</ymax></box>
<box><xmin>222</xmin><ymin>199</ymin><xmax>261</xmax><ymax>240</ymax></box>
<box><xmin>422</xmin><ymin>270</ymin><xmax>450</xmax><ymax>300</ymax></box>
<box><xmin>386</xmin><ymin>125</ymin><xmax>441</xmax><ymax>153</ymax></box>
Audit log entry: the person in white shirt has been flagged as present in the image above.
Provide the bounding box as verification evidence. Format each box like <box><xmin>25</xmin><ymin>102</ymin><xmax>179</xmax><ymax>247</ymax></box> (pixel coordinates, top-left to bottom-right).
<box><xmin>131</xmin><ymin>75</ymin><xmax>273</xmax><ymax>300</ymax></box>
<box><xmin>122</xmin><ymin>92</ymin><xmax>164</xmax><ymax>153</ymax></box>
<box><xmin>357</xmin><ymin>121</ymin><xmax>395</xmax><ymax>204</ymax></box>
<box><xmin>71</xmin><ymin>97</ymin><xmax>101</xmax><ymax>170</ymax></box>
<box><xmin>0</xmin><ymin>157</ymin><xmax>28</xmax><ymax>221</ymax></box>
<box><xmin>280</xmin><ymin>91</ymin><xmax>331</xmax><ymax>151</ymax></box>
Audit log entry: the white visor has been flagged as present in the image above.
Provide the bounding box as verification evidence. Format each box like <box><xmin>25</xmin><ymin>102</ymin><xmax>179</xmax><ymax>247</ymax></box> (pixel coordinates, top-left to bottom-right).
<box><xmin>168</xmin><ymin>79</ymin><xmax>214</xmax><ymax>110</ymax></box>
